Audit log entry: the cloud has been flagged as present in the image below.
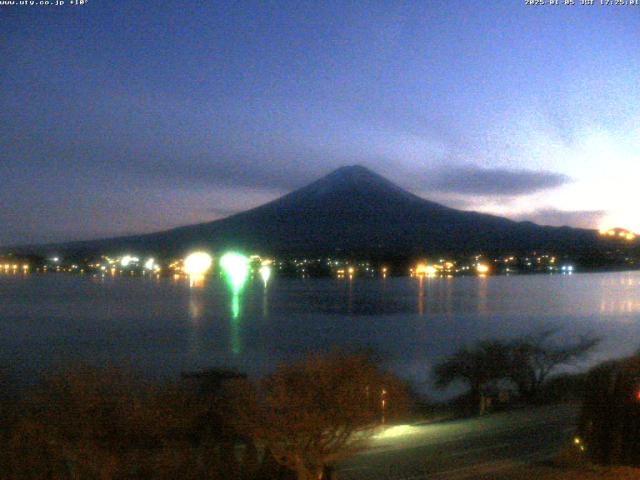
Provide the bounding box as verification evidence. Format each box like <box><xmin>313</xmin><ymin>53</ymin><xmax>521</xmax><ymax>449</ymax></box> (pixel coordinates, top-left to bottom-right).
<box><xmin>420</xmin><ymin>165</ymin><xmax>571</xmax><ymax>196</ymax></box>
<box><xmin>139</xmin><ymin>158</ymin><xmax>571</xmax><ymax>200</ymax></box>
<box><xmin>514</xmin><ymin>208</ymin><xmax>606</xmax><ymax>229</ymax></box>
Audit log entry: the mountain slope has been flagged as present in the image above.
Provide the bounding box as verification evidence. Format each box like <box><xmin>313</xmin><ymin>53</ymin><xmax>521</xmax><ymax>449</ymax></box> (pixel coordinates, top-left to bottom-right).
<box><xmin>17</xmin><ymin>165</ymin><xmax>600</xmax><ymax>257</ymax></box>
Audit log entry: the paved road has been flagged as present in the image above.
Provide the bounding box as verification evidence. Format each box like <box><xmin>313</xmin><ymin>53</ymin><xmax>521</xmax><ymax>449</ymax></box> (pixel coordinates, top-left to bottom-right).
<box><xmin>339</xmin><ymin>404</ymin><xmax>579</xmax><ymax>480</ymax></box>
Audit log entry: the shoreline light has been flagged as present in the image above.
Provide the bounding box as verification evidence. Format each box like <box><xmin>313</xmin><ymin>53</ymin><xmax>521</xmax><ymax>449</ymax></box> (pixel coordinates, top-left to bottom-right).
<box><xmin>184</xmin><ymin>251</ymin><xmax>213</xmax><ymax>276</ymax></box>
<box><xmin>416</xmin><ymin>263</ymin><xmax>437</xmax><ymax>277</ymax></box>
<box><xmin>144</xmin><ymin>258</ymin><xmax>156</xmax><ymax>270</ymax></box>
<box><xmin>120</xmin><ymin>255</ymin><xmax>139</xmax><ymax>267</ymax></box>
<box><xmin>476</xmin><ymin>263</ymin><xmax>490</xmax><ymax>275</ymax></box>
<box><xmin>259</xmin><ymin>264</ymin><xmax>272</xmax><ymax>286</ymax></box>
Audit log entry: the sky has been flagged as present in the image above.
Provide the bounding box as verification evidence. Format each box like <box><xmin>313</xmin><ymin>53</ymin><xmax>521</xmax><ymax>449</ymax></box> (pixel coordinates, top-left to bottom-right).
<box><xmin>1</xmin><ymin>0</ymin><xmax>639</xmax><ymax>246</ymax></box>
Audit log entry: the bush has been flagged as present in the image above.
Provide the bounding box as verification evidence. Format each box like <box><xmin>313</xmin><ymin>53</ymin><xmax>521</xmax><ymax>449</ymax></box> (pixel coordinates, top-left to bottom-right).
<box><xmin>4</xmin><ymin>366</ymin><xmax>240</xmax><ymax>479</ymax></box>
<box><xmin>537</xmin><ymin>373</ymin><xmax>587</xmax><ymax>404</ymax></box>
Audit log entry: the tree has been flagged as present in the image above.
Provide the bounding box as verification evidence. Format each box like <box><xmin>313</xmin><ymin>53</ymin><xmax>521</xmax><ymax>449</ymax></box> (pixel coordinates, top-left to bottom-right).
<box><xmin>233</xmin><ymin>352</ymin><xmax>409</xmax><ymax>480</ymax></box>
<box><xmin>433</xmin><ymin>341</ymin><xmax>511</xmax><ymax>414</ymax></box>
<box><xmin>578</xmin><ymin>355</ymin><xmax>640</xmax><ymax>466</ymax></box>
<box><xmin>434</xmin><ymin>331</ymin><xmax>601</xmax><ymax>412</ymax></box>
<box><xmin>506</xmin><ymin>329</ymin><xmax>600</xmax><ymax>402</ymax></box>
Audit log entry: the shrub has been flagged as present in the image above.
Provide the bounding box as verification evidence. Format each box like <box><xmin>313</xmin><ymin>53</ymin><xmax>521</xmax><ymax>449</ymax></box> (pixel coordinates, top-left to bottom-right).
<box><xmin>577</xmin><ymin>356</ymin><xmax>640</xmax><ymax>466</ymax></box>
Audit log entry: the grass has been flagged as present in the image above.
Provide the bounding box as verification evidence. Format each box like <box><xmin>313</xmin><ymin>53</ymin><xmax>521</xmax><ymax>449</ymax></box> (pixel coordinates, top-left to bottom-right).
<box><xmin>486</xmin><ymin>464</ymin><xmax>640</xmax><ymax>480</ymax></box>
<box><xmin>475</xmin><ymin>447</ymin><xmax>640</xmax><ymax>480</ymax></box>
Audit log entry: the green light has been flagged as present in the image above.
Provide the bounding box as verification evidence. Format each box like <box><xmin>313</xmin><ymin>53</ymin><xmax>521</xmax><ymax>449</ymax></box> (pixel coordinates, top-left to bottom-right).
<box><xmin>220</xmin><ymin>252</ymin><xmax>249</xmax><ymax>293</ymax></box>
<box><xmin>259</xmin><ymin>265</ymin><xmax>272</xmax><ymax>286</ymax></box>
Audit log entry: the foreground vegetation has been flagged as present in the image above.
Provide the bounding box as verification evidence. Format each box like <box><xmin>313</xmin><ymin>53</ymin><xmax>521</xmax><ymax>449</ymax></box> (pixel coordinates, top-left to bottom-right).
<box><xmin>433</xmin><ymin>329</ymin><xmax>600</xmax><ymax>415</ymax></box>
<box><xmin>0</xmin><ymin>353</ymin><xmax>409</xmax><ymax>480</ymax></box>
<box><xmin>3</xmin><ymin>336</ymin><xmax>640</xmax><ymax>479</ymax></box>
<box><xmin>472</xmin><ymin>444</ymin><xmax>640</xmax><ymax>479</ymax></box>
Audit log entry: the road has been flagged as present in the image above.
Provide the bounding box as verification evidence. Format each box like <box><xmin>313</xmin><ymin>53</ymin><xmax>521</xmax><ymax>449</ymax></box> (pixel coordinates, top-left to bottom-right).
<box><xmin>339</xmin><ymin>404</ymin><xmax>579</xmax><ymax>480</ymax></box>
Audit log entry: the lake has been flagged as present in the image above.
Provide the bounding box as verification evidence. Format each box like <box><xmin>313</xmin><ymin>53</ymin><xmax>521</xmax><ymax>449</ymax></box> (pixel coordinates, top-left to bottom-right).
<box><xmin>1</xmin><ymin>271</ymin><xmax>639</xmax><ymax>397</ymax></box>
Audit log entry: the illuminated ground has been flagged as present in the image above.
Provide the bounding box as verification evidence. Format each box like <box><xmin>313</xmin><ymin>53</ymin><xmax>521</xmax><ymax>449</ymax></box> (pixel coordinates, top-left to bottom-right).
<box><xmin>339</xmin><ymin>404</ymin><xmax>580</xmax><ymax>480</ymax></box>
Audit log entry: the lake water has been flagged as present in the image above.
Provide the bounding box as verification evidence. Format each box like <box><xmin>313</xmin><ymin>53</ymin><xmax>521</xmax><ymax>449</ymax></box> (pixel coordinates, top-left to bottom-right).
<box><xmin>1</xmin><ymin>271</ymin><xmax>639</xmax><ymax>397</ymax></box>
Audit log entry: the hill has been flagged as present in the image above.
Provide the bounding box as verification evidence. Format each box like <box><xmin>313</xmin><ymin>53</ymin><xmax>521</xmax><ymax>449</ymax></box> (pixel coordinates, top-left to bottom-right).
<box><xmin>10</xmin><ymin>165</ymin><xmax>600</xmax><ymax>258</ymax></box>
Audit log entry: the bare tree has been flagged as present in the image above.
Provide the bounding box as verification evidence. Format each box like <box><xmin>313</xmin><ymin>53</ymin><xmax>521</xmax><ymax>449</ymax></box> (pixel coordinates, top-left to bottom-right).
<box><xmin>507</xmin><ymin>329</ymin><xmax>600</xmax><ymax>402</ymax></box>
<box><xmin>434</xmin><ymin>332</ymin><xmax>601</xmax><ymax>410</ymax></box>
<box><xmin>232</xmin><ymin>352</ymin><xmax>409</xmax><ymax>480</ymax></box>
<box><xmin>433</xmin><ymin>341</ymin><xmax>511</xmax><ymax>414</ymax></box>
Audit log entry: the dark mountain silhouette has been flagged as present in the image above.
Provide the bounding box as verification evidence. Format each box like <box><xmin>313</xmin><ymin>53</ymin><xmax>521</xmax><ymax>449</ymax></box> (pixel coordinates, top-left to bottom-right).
<box><xmin>14</xmin><ymin>165</ymin><xmax>601</xmax><ymax>257</ymax></box>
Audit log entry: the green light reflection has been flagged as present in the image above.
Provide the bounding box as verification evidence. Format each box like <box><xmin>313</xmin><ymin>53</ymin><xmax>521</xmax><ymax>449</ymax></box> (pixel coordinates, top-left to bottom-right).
<box><xmin>230</xmin><ymin>292</ymin><xmax>242</xmax><ymax>355</ymax></box>
<box><xmin>220</xmin><ymin>252</ymin><xmax>249</xmax><ymax>356</ymax></box>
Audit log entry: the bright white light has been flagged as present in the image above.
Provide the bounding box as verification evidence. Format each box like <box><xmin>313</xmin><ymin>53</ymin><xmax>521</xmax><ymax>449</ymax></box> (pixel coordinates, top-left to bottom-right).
<box><xmin>144</xmin><ymin>258</ymin><xmax>155</xmax><ymax>270</ymax></box>
<box><xmin>184</xmin><ymin>251</ymin><xmax>213</xmax><ymax>276</ymax></box>
<box><xmin>374</xmin><ymin>424</ymin><xmax>418</xmax><ymax>439</ymax></box>
<box><xmin>121</xmin><ymin>255</ymin><xmax>133</xmax><ymax>267</ymax></box>
<box><xmin>259</xmin><ymin>265</ymin><xmax>272</xmax><ymax>286</ymax></box>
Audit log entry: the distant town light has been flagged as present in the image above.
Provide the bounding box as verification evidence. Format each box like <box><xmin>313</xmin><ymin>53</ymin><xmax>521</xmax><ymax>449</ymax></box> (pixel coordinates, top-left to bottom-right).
<box><xmin>184</xmin><ymin>251</ymin><xmax>213</xmax><ymax>276</ymax></box>
<box><xmin>121</xmin><ymin>255</ymin><xmax>138</xmax><ymax>267</ymax></box>
<box><xmin>600</xmin><ymin>228</ymin><xmax>637</xmax><ymax>241</ymax></box>
<box><xmin>144</xmin><ymin>258</ymin><xmax>156</xmax><ymax>270</ymax></box>
<box><xmin>415</xmin><ymin>264</ymin><xmax>428</xmax><ymax>276</ymax></box>
<box><xmin>259</xmin><ymin>264</ymin><xmax>272</xmax><ymax>286</ymax></box>
<box><xmin>476</xmin><ymin>263</ymin><xmax>490</xmax><ymax>274</ymax></box>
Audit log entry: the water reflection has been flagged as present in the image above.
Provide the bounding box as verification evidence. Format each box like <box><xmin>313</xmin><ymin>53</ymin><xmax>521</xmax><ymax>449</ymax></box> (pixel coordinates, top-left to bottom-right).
<box><xmin>188</xmin><ymin>274</ymin><xmax>206</xmax><ymax>288</ymax></box>
<box><xmin>262</xmin><ymin>288</ymin><xmax>269</xmax><ymax>318</ymax></box>
<box><xmin>477</xmin><ymin>277</ymin><xmax>488</xmax><ymax>316</ymax></box>
<box><xmin>599</xmin><ymin>298</ymin><xmax>640</xmax><ymax>315</ymax></box>
<box><xmin>187</xmin><ymin>288</ymin><xmax>205</xmax><ymax>356</ymax></box>
<box><xmin>4</xmin><ymin>271</ymin><xmax>640</xmax><ymax>396</ymax></box>
<box><xmin>417</xmin><ymin>276</ymin><xmax>425</xmax><ymax>316</ymax></box>
<box><xmin>230</xmin><ymin>292</ymin><xmax>242</xmax><ymax>355</ymax></box>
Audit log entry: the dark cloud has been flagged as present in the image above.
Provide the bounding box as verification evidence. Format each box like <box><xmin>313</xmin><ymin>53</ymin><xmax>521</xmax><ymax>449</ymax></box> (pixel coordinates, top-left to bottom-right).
<box><xmin>130</xmin><ymin>157</ymin><xmax>571</xmax><ymax>199</ymax></box>
<box><xmin>421</xmin><ymin>165</ymin><xmax>571</xmax><ymax>196</ymax></box>
<box><xmin>514</xmin><ymin>209</ymin><xmax>605</xmax><ymax>229</ymax></box>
